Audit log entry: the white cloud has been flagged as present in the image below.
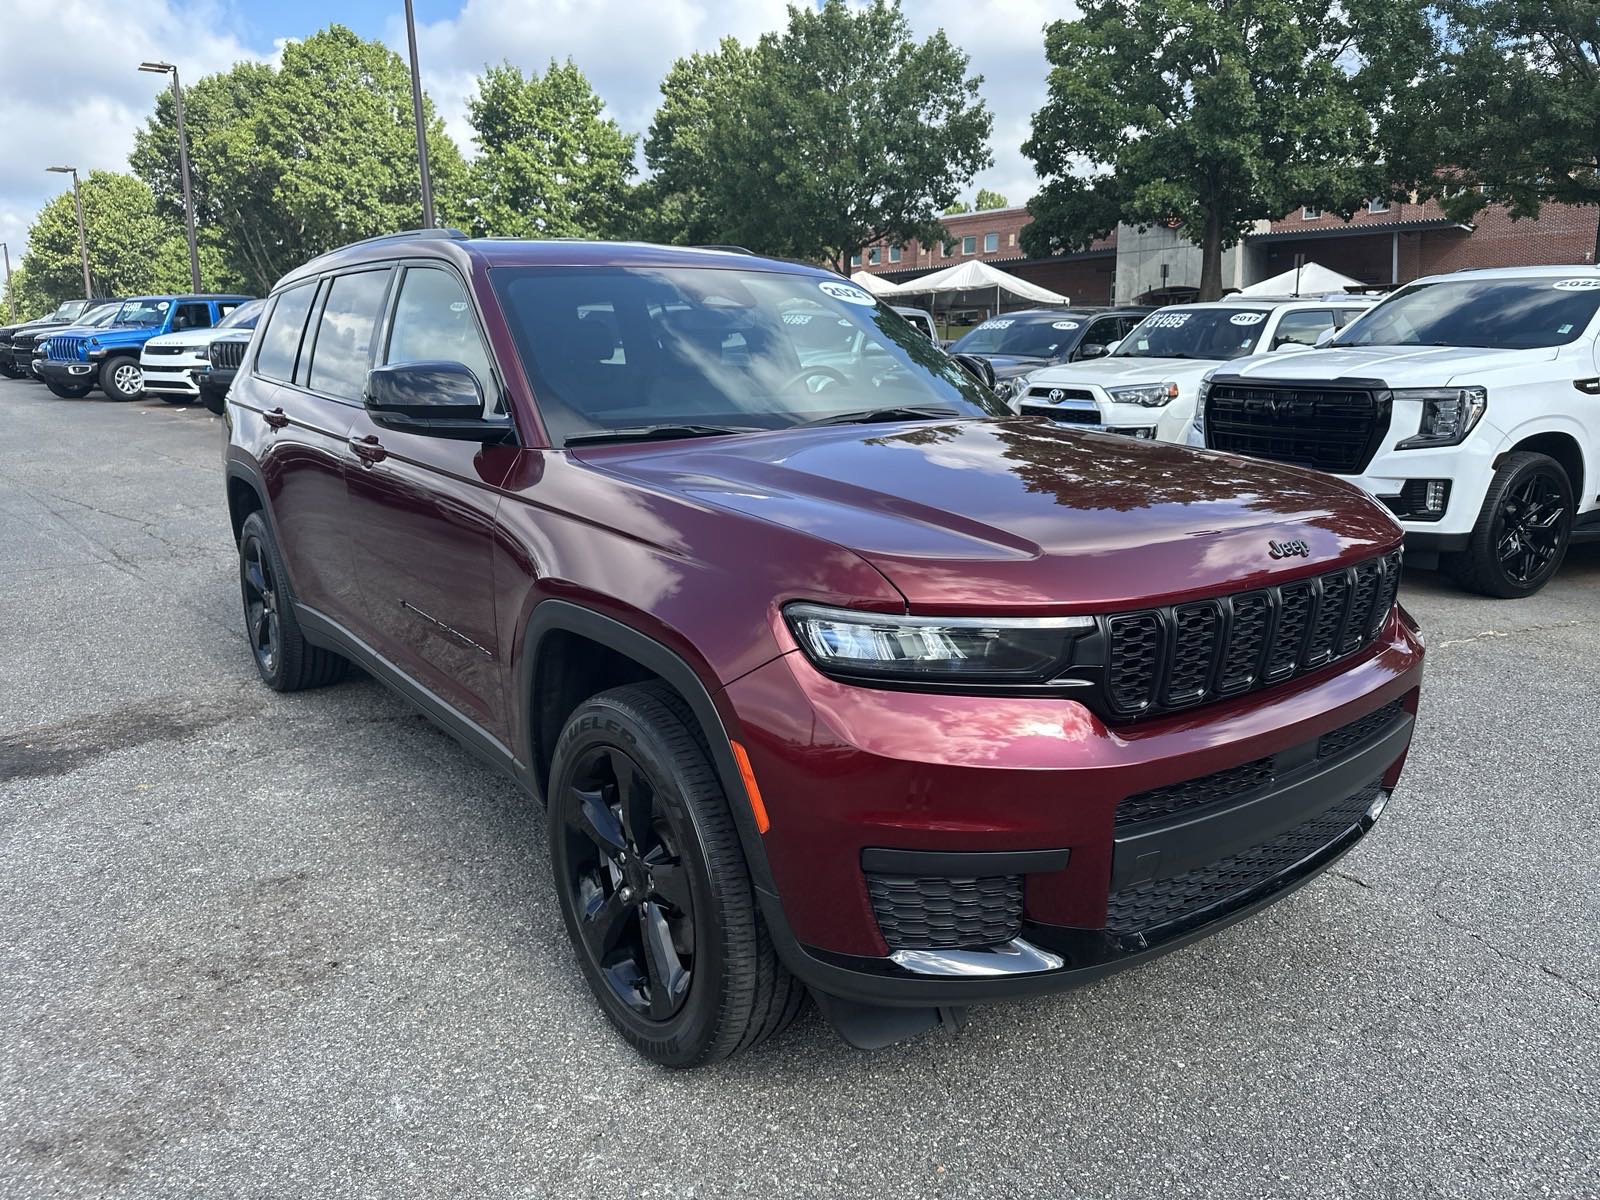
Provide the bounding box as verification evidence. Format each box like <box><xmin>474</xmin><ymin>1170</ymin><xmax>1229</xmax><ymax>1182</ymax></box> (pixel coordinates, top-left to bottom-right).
<box><xmin>0</xmin><ymin>0</ymin><xmax>262</xmax><ymax>271</ymax></box>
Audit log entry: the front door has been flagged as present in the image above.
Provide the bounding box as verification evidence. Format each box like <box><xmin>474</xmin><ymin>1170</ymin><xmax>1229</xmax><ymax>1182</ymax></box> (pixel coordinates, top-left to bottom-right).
<box><xmin>342</xmin><ymin>262</ymin><xmax>516</xmax><ymax>742</ymax></box>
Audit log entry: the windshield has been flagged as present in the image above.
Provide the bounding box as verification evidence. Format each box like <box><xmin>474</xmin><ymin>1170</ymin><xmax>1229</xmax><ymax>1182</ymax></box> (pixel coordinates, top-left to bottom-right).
<box><xmin>78</xmin><ymin>304</ymin><xmax>121</xmax><ymax>328</ymax></box>
<box><xmin>48</xmin><ymin>300</ymin><xmax>88</xmax><ymax>321</ymax></box>
<box><xmin>951</xmin><ymin>316</ymin><xmax>1085</xmax><ymax>357</ymax></box>
<box><xmin>218</xmin><ymin>298</ymin><xmax>264</xmax><ymax>330</ymax></box>
<box><xmin>491</xmin><ymin>266</ymin><xmax>1004</xmax><ymax>445</ymax></box>
<box><xmin>112</xmin><ymin>299</ymin><xmax>172</xmax><ymax>328</ymax></box>
<box><xmin>1334</xmin><ymin>278</ymin><xmax>1600</xmax><ymax>349</ymax></box>
<box><xmin>1115</xmin><ymin>307</ymin><xmax>1272</xmax><ymax>360</ymax></box>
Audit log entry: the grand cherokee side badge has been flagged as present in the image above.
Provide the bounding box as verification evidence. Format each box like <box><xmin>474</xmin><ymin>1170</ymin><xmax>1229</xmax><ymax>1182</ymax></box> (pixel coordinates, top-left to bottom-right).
<box><xmin>1269</xmin><ymin>538</ymin><xmax>1310</xmax><ymax>559</ymax></box>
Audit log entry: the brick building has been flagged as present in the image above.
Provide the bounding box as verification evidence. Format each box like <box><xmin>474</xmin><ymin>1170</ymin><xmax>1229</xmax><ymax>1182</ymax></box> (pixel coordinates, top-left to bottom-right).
<box><xmin>854</xmin><ymin>198</ymin><xmax>1600</xmax><ymax>308</ymax></box>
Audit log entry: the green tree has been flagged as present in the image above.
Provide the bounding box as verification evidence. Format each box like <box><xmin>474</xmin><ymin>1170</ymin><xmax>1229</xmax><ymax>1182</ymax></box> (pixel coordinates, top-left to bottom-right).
<box><xmin>14</xmin><ymin>171</ymin><xmax>197</xmax><ymax>310</ymax></box>
<box><xmin>1388</xmin><ymin>1</ymin><xmax>1600</xmax><ymax>262</ymax></box>
<box><xmin>975</xmin><ymin>188</ymin><xmax>1008</xmax><ymax>210</ymax></box>
<box><xmin>944</xmin><ymin>201</ymin><xmax>972</xmax><ymax>215</ymax></box>
<box><xmin>1022</xmin><ymin>0</ymin><xmax>1434</xmax><ymax>299</ymax></box>
<box><xmin>643</xmin><ymin>0</ymin><xmax>992</xmax><ymax>270</ymax></box>
<box><xmin>466</xmin><ymin>60</ymin><xmax>636</xmax><ymax>239</ymax></box>
<box><xmin>131</xmin><ymin>25</ymin><xmax>468</xmax><ymax>294</ymax></box>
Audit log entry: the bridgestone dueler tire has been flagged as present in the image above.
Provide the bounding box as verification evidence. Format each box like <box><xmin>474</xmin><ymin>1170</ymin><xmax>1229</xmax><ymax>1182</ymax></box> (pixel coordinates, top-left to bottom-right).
<box><xmin>237</xmin><ymin>510</ymin><xmax>348</xmax><ymax>692</ymax></box>
<box><xmin>1445</xmin><ymin>451</ymin><xmax>1573</xmax><ymax>599</ymax></box>
<box><xmin>548</xmin><ymin>681</ymin><xmax>806</xmax><ymax>1066</ymax></box>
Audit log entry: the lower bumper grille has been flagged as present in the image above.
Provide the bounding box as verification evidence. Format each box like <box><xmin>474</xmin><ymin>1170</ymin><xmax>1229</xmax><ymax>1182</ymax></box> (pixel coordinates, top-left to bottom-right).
<box><xmin>1106</xmin><ymin>781</ymin><xmax>1381</xmax><ymax>934</ymax></box>
<box><xmin>867</xmin><ymin>873</ymin><xmax>1023</xmax><ymax>950</ymax></box>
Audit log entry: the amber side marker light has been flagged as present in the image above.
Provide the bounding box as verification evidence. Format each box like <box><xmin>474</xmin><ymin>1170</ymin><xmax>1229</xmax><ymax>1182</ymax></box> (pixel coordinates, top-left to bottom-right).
<box><xmin>730</xmin><ymin>741</ymin><xmax>770</xmax><ymax>834</ymax></box>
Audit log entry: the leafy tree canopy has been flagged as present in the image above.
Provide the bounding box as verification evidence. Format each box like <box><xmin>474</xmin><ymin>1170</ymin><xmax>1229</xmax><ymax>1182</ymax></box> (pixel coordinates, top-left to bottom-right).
<box><xmin>642</xmin><ymin>0</ymin><xmax>991</xmax><ymax>270</ymax></box>
<box><xmin>1022</xmin><ymin>0</ymin><xmax>1433</xmax><ymax>298</ymax></box>
<box><xmin>944</xmin><ymin>201</ymin><xmax>972</xmax><ymax>214</ymax></box>
<box><xmin>975</xmin><ymin>188</ymin><xmax>1008</xmax><ymax>210</ymax></box>
<box><xmin>467</xmin><ymin>59</ymin><xmax>636</xmax><ymax>239</ymax></box>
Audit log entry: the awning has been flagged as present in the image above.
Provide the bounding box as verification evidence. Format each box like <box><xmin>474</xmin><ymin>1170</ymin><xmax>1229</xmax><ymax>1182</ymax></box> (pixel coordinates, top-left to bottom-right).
<box><xmin>881</xmin><ymin>258</ymin><xmax>1070</xmax><ymax>304</ymax></box>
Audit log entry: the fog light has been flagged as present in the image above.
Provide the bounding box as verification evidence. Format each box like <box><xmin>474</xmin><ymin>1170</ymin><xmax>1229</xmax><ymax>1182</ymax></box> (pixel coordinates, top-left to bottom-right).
<box><xmin>1107</xmin><ymin>426</ymin><xmax>1156</xmax><ymax>439</ymax></box>
<box><xmin>1366</xmin><ymin>789</ymin><xmax>1391</xmax><ymax>821</ymax></box>
<box><xmin>1382</xmin><ymin>479</ymin><xmax>1451</xmax><ymax>522</ymax></box>
<box><xmin>1424</xmin><ymin>481</ymin><xmax>1446</xmax><ymax>513</ymax></box>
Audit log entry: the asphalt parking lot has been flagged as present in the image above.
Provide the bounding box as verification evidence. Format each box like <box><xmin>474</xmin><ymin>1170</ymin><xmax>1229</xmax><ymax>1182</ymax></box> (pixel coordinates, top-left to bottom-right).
<box><xmin>1</xmin><ymin>376</ymin><xmax>1596</xmax><ymax>1199</ymax></box>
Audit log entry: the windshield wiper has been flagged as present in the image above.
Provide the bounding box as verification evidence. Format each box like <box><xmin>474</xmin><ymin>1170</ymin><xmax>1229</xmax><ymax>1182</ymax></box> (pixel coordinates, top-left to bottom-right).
<box><xmin>800</xmin><ymin>405</ymin><xmax>962</xmax><ymax>427</ymax></box>
<box><xmin>563</xmin><ymin>424</ymin><xmax>761</xmax><ymax>446</ymax></box>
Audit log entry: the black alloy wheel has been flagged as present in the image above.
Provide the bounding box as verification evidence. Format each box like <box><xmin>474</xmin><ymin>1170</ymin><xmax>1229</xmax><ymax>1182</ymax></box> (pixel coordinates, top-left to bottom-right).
<box><xmin>561</xmin><ymin>743</ymin><xmax>697</xmax><ymax>1022</ymax></box>
<box><xmin>235</xmin><ymin>510</ymin><xmax>347</xmax><ymax>691</ymax></box>
<box><xmin>1449</xmin><ymin>451</ymin><xmax>1573</xmax><ymax>598</ymax></box>
<box><xmin>240</xmin><ymin>528</ymin><xmax>280</xmax><ymax>677</ymax></box>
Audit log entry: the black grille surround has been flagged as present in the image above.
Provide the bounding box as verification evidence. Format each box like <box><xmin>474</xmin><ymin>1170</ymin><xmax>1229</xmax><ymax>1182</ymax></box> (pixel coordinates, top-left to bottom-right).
<box><xmin>1204</xmin><ymin>376</ymin><xmax>1392</xmax><ymax>474</ymax></box>
<box><xmin>866</xmin><ymin>873</ymin><xmax>1023</xmax><ymax>950</ymax></box>
<box><xmin>210</xmin><ymin>339</ymin><xmax>246</xmax><ymax>370</ymax></box>
<box><xmin>1105</xmin><ymin>782</ymin><xmax>1382</xmax><ymax>934</ymax></box>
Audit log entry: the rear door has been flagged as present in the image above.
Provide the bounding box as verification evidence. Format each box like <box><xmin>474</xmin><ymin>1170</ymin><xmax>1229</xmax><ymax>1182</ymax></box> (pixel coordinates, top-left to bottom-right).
<box><xmin>342</xmin><ymin>261</ymin><xmax>516</xmax><ymax>741</ymax></box>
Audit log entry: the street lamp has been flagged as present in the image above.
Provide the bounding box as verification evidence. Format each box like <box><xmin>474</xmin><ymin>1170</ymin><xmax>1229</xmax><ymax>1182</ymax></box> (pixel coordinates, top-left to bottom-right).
<box><xmin>45</xmin><ymin>166</ymin><xmax>92</xmax><ymax>298</ymax></box>
<box><xmin>1</xmin><ymin>242</ymin><xmax>14</xmax><ymax>320</ymax></box>
<box><xmin>402</xmin><ymin>0</ymin><xmax>435</xmax><ymax>228</ymax></box>
<box><xmin>138</xmin><ymin>61</ymin><xmax>201</xmax><ymax>291</ymax></box>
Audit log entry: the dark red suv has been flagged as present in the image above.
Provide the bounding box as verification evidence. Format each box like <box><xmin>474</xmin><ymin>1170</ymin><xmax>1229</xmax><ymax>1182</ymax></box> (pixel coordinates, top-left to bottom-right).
<box><xmin>222</xmin><ymin>231</ymin><xmax>1425</xmax><ymax>1065</ymax></box>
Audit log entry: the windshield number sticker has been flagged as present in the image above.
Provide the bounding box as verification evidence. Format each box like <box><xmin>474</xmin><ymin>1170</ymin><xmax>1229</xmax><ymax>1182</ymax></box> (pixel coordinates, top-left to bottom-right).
<box><xmin>977</xmin><ymin>319</ymin><xmax>1015</xmax><ymax>330</ymax></box>
<box><xmin>1553</xmin><ymin>278</ymin><xmax>1600</xmax><ymax>290</ymax></box>
<box><xmin>1051</xmin><ymin>320</ymin><xmax>1080</xmax><ymax>330</ymax></box>
<box><xmin>1148</xmin><ymin>312</ymin><xmax>1191</xmax><ymax>329</ymax></box>
<box><xmin>819</xmin><ymin>281</ymin><xmax>875</xmax><ymax>306</ymax></box>
<box><xmin>782</xmin><ymin>312</ymin><xmax>814</xmax><ymax>325</ymax></box>
<box><xmin>1229</xmin><ymin>312</ymin><xmax>1265</xmax><ymax>325</ymax></box>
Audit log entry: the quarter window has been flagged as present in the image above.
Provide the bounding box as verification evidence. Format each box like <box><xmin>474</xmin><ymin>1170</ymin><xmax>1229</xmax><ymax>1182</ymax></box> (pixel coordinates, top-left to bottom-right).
<box><xmin>385</xmin><ymin>266</ymin><xmax>496</xmax><ymax>410</ymax></box>
<box><xmin>254</xmin><ymin>282</ymin><xmax>318</xmax><ymax>383</ymax></box>
<box><xmin>307</xmin><ymin>268</ymin><xmax>394</xmax><ymax>402</ymax></box>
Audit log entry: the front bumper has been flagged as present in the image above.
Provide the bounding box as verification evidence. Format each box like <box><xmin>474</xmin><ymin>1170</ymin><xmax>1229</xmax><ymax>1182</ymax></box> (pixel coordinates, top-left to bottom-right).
<box><xmin>1019</xmin><ymin>383</ymin><xmax>1198</xmax><ymax>443</ymax></box>
<box><xmin>37</xmin><ymin>359</ymin><xmax>96</xmax><ymax>386</ymax></box>
<box><xmin>726</xmin><ymin>605</ymin><xmax>1424</xmax><ymax>1005</ymax></box>
<box><xmin>140</xmin><ymin>358</ymin><xmax>205</xmax><ymax>395</ymax></box>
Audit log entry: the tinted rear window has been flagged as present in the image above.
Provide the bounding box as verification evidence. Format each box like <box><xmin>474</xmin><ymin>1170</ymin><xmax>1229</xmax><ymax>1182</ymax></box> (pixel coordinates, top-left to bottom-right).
<box><xmin>255</xmin><ymin>283</ymin><xmax>318</xmax><ymax>383</ymax></box>
<box><xmin>307</xmin><ymin>269</ymin><xmax>393</xmax><ymax>401</ymax></box>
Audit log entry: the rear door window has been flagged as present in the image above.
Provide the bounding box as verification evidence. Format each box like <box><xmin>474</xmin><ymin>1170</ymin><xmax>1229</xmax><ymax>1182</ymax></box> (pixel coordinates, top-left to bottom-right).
<box><xmin>174</xmin><ymin>302</ymin><xmax>212</xmax><ymax>331</ymax></box>
<box><xmin>306</xmin><ymin>269</ymin><xmax>394</xmax><ymax>403</ymax></box>
<box><xmin>1271</xmin><ymin>309</ymin><xmax>1335</xmax><ymax>348</ymax></box>
<box><xmin>254</xmin><ymin>282</ymin><xmax>319</xmax><ymax>383</ymax></box>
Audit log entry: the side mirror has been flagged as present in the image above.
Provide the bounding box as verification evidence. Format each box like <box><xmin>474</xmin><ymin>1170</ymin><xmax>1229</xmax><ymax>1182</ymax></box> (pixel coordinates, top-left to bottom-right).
<box><xmin>1314</xmin><ymin>327</ymin><xmax>1337</xmax><ymax>348</ymax></box>
<box><xmin>1272</xmin><ymin>340</ymin><xmax>1311</xmax><ymax>353</ymax></box>
<box><xmin>364</xmin><ymin>360</ymin><xmax>513</xmax><ymax>443</ymax></box>
<box><xmin>952</xmin><ymin>352</ymin><xmax>996</xmax><ymax>390</ymax></box>
<box><xmin>1077</xmin><ymin>343</ymin><xmax>1110</xmax><ymax>360</ymax></box>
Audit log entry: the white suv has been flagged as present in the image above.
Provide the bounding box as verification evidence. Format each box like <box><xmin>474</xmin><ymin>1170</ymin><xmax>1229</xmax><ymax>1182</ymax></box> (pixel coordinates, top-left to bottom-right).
<box><xmin>1198</xmin><ymin>266</ymin><xmax>1600</xmax><ymax>597</ymax></box>
<box><xmin>138</xmin><ymin>298</ymin><xmax>263</xmax><ymax>402</ymax></box>
<box><xmin>1015</xmin><ymin>296</ymin><xmax>1375</xmax><ymax>441</ymax></box>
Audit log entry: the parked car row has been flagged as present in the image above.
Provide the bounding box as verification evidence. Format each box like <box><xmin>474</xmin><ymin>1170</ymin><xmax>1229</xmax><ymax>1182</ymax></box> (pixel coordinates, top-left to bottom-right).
<box><xmin>0</xmin><ymin>291</ymin><xmax>257</xmax><ymax>404</ymax></box>
<box><xmin>1006</xmin><ymin>269</ymin><xmax>1600</xmax><ymax>597</ymax></box>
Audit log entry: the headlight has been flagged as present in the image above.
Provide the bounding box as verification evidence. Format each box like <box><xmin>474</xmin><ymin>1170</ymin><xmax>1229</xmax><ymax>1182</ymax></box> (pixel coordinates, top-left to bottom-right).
<box><xmin>1192</xmin><ymin>377</ymin><xmax>1211</xmax><ymax>437</ymax></box>
<box><xmin>993</xmin><ymin>377</ymin><xmax>1018</xmax><ymax>401</ymax></box>
<box><xmin>784</xmin><ymin>603</ymin><xmax>1094</xmax><ymax>683</ymax></box>
<box><xmin>1107</xmin><ymin>382</ymin><xmax>1180</xmax><ymax>408</ymax></box>
<box><xmin>1394</xmin><ymin>387</ymin><xmax>1487</xmax><ymax>449</ymax></box>
<box><xmin>88</xmin><ymin>337</ymin><xmax>99</xmax><ymax>347</ymax></box>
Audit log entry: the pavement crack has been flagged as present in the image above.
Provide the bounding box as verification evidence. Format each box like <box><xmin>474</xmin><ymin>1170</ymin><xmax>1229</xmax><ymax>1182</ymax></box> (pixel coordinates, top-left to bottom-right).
<box><xmin>1433</xmin><ymin>620</ymin><xmax>1584</xmax><ymax>651</ymax></box>
<box><xmin>1433</xmin><ymin>908</ymin><xmax>1599</xmax><ymax>1006</ymax></box>
<box><xmin>1329</xmin><ymin>868</ymin><xmax>1372</xmax><ymax>889</ymax></box>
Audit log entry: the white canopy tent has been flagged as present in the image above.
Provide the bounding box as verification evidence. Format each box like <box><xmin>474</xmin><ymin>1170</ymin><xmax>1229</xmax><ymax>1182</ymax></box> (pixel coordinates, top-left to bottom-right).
<box><xmin>847</xmin><ymin>270</ymin><xmax>901</xmax><ymax>297</ymax></box>
<box><xmin>1237</xmin><ymin>262</ymin><xmax>1362</xmax><ymax>297</ymax></box>
<box><xmin>885</xmin><ymin>258</ymin><xmax>1070</xmax><ymax>306</ymax></box>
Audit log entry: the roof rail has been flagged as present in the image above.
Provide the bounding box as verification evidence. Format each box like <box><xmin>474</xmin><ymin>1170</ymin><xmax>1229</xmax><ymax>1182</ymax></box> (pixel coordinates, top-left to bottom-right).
<box><xmin>692</xmin><ymin>244</ymin><xmax>755</xmax><ymax>255</ymax></box>
<box><xmin>339</xmin><ymin>227</ymin><xmax>470</xmax><ymax>251</ymax></box>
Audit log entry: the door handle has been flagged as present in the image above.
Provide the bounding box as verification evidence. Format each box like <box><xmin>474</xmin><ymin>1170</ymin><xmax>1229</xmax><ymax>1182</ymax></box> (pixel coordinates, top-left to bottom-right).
<box><xmin>263</xmin><ymin>407</ymin><xmax>289</xmax><ymax>429</ymax></box>
<box><xmin>348</xmin><ymin>434</ymin><xmax>387</xmax><ymax>465</ymax></box>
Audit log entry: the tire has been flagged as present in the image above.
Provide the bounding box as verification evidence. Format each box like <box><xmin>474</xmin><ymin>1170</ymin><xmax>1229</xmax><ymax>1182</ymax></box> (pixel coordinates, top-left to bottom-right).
<box><xmin>45</xmin><ymin>380</ymin><xmax>92</xmax><ymax>399</ymax></box>
<box><xmin>1445</xmin><ymin>451</ymin><xmax>1573</xmax><ymax>598</ymax></box>
<box><xmin>237</xmin><ymin>510</ymin><xmax>348</xmax><ymax>691</ymax></box>
<box><xmin>548</xmin><ymin>681</ymin><xmax>805</xmax><ymax>1067</ymax></box>
<box><xmin>98</xmin><ymin>356</ymin><xmax>144</xmax><ymax>402</ymax></box>
<box><xmin>0</xmin><ymin>362</ymin><xmax>18</xmax><ymax>379</ymax></box>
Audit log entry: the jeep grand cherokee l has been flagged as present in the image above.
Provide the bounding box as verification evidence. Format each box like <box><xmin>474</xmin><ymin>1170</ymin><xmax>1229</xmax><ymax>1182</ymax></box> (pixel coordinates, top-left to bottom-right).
<box><xmin>223</xmin><ymin>231</ymin><xmax>1425</xmax><ymax>1066</ymax></box>
<box><xmin>1200</xmin><ymin>267</ymin><xmax>1600</xmax><ymax>597</ymax></box>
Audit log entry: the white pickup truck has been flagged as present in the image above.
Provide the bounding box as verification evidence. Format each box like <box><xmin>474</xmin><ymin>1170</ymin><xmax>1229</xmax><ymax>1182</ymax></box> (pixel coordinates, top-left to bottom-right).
<box><xmin>1015</xmin><ymin>296</ymin><xmax>1376</xmax><ymax>442</ymax></box>
<box><xmin>1198</xmin><ymin>266</ymin><xmax>1600</xmax><ymax>597</ymax></box>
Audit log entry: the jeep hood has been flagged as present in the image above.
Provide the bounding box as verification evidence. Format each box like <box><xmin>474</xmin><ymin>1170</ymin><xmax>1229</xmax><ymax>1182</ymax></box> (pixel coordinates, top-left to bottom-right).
<box><xmin>576</xmin><ymin>418</ymin><xmax>1400</xmax><ymax>612</ymax></box>
<box><xmin>1218</xmin><ymin>343</ymin><xmax>1550</xmax><ymax>386</ymax></box>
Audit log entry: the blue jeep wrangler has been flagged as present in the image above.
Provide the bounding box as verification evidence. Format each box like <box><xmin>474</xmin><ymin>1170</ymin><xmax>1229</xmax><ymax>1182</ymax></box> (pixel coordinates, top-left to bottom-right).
<box><xmin>38</xmin><ymin>293</ymin><xmax>253</xmax><ymax>401</ymax></box>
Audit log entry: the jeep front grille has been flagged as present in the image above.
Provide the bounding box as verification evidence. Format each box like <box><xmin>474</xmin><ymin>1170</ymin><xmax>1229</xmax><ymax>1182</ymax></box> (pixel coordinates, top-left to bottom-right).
<box><xmin>1205</xmin><ymin>381</ymin><xmax>1390</xmax><ymax>474</ymax></box>
<box><xmin>209</xmin><ymin>339</ymin><xmax>246</xmax><ymax>370</ymax></box>
<box><xmin>46</xmin><ymin>337</ymin><xmax>88</xmax><ymax>362</ymax></box>
<box><xmin>1102</xmin><ymin>549</ymin><xmax>1402</xmax><ymax>719</ymax></box>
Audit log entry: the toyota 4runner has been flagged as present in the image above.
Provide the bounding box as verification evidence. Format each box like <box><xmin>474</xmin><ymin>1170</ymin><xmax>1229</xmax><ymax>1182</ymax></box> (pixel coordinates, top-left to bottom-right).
<box><xmin>224</xmin><ymin>232</ymin><xmax>1425</xmax><ymax>1065</ymax></box>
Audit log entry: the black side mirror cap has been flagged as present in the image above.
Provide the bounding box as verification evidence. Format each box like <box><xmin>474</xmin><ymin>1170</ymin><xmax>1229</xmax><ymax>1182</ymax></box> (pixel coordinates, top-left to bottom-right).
<box><xmin>364</xmin><ymin>360</ymin><xmax>515</xmax><ymax>443</ymax></box>
<box><xmin>952</xmin><ymin>353</ymin><xmax>996</xmax><ymax>389</ymax></box>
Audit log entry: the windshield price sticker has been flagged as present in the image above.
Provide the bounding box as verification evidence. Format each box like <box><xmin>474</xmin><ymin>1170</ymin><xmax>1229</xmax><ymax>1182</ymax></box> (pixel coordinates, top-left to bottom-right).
<box><xmin>977</xmin><ymin>319</ymin><xmax>1015</xmax><ymax>330</ymax></box>
<box><xmin>1052</xmin><ymin>320</ymin><xmax>1080</xmax><ymax>330</ymax></box>
<box><xmin>1229</xmin><ymin>312</ymin><xmax>1266</xmax><ymax>325</ymax></box>
<box><xmin>819</xmin><ymin>281</ymin><xmax>875</xmax><ymax>306</ymax></box>
<box><xmin>782</xmin><ymin>312</ymin><xmax>814</xmax><ymax>325</ymax></box>
<box><xmin>1148</xmin><ymin>312</ymin><xmax>1191</xmax><ymax>329</ymax></box>
<box><xmin>1553</xmin><ymin>278</ymin><xmax>1600</xmax><ymax>290</ymax></box>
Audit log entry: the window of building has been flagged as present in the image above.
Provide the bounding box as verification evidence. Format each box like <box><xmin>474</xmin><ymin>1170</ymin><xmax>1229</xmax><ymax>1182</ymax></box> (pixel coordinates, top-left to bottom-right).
<box><xmin>1368</xmin><ymin>198</ymin><xmax>1390</xmax><ymax>214</ymax></box>
<box><xmin>254</xmin><ymin>281</ymin><xmax>318</xmax><ymax>383</ymax></box>
<box><xmin>942</xmin><ymin>242</ymin><xmax>953</xmax><ymax>258</ymax></box>
<box><xmin>849</xmin><ymin>252</ymin><xmax>861</xmax><ymax>267</ymax></box>
<box><xmin>983</xmin><ymin>232</ymin><xmax>999</xmax><ymax>253</ymax></box>
<box><xmin>962</xmin><ymin>235</ymin><xmax>977</xmax><ymax>255</ymax></box>
<box><xmin>889</xmin><ymin>245</ymin><xmax>902</xmax><ymax>263</ymax></box>
<box><xmin>307</xmin><ymin>268</ymin><xmax>393</xmax><ymax>403</ymax></box>
<box><xmin>868</xmin><ymin>247</ymin><xmax>881</xmax><ymax>265</ymax></box>
<box><xmin>1302</xmin><ymin>206</ymin><xmax>1321</xmax><ymax>220</ymax></box>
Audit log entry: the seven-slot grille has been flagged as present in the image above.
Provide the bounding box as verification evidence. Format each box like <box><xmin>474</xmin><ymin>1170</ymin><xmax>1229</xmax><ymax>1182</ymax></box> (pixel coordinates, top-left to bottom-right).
<box><xmin>1205</xmin><ymin>380</ymin><xmax>1389</xmax><ymax>474</ymax></box>
<box><xmin>46</xmin><ymin>336</ymin><xmax>89</xmax><ymax>362</ymax></box>
<box><xmin>1103</xmin><ymin>550</ymin><xmax>1402</xmax><ymax>719</ymax></box>
<box><xmin>209</xmin><ymin>339</ymin><xmax>246</xmax><ymax>370</ymax></box>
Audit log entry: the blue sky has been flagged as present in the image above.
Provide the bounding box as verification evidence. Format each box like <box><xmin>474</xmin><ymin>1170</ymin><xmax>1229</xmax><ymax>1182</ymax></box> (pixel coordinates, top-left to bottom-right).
<box><xmin>1</xmin><ymin>1</ymin><xmax>1055</xmax><ymax>270</ymax></box>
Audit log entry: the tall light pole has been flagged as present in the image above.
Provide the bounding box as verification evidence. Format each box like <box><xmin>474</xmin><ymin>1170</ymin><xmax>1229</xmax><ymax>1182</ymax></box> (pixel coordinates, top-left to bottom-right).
<box><xmin>139</xmin><ymin>61</ymin><xmax>201</xmax><ymax>291</ymax></box>
<box><xmin>402</xmin><ymin>0</ymin><xmax>435</xmax><ymax>228</ymax></box>
<box><xmin>1</xmin><ymin>242</ymin><xmax>14</xmax><ymax>320</ymax></box>
<box><xmin>46</xmin><ymin>167</ymin><xmax>92</xmax><ymax>297</ymax></box>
